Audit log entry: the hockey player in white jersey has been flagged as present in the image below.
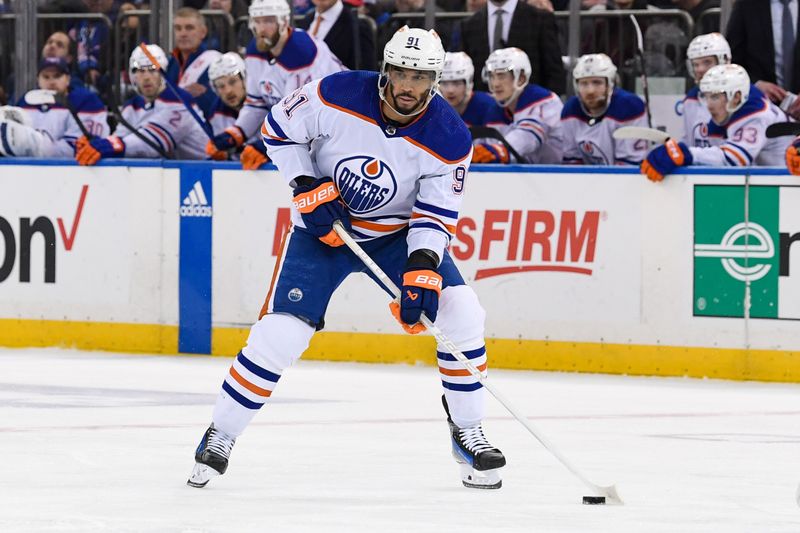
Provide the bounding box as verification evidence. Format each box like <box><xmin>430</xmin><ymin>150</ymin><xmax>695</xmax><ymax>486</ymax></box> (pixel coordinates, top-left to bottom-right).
<box><xmin>479</xmin><ymin>47</ymin><xmax>563</xmax><ymax>164</ymax></box>
<box><xmin>188</xmin><ymin>26</ymin><xmax>506</xmax><ymax>491</ymax></box>
<box><xmin>682</xmin><ymin>32</ymin><xmax>731</xmax><ymax>147</ymax></box>
<box><xmin>204</xmin><ymin>53</ymin><xmax>246</xmax><ymax>160</ymax></box>
<box><xmin>75</xmin><ymin>45</ymin><xmax>208</xmax><ymax>165</ymax></box>
<box><xmin>0</xmin><ymin>57</ymin><xmax>108</xmax><ymax>158</ymax></box>
<box><xmin>561</xmin><ymin>53</ymin><xmax>648</xmax><ymax>165</ymax></box>
<box><xmin>439</xmin><ymin>52</ymin><xmax>494</xmax><ymax>128</ymax></box>
<box><xmin>205</xmin><ymin>0</ymin><xmax>346</xmax><ymax>170</ymax></box>
<box><xmin>641</xmin><ymin>64</ymin><xmax>792</xmax><ymax>181</ymax></box>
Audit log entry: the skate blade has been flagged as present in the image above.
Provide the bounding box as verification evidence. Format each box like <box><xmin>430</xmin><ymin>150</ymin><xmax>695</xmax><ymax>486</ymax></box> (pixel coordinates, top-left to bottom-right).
<box><xmin>186</xmin><ymin>463</ymin><xmax>221</xmax><ymax>488</ymax></box>
<box><xmin>460</xmin><ymin>464</ymin><xmax>502</xmax><ymax>490</ymax></box>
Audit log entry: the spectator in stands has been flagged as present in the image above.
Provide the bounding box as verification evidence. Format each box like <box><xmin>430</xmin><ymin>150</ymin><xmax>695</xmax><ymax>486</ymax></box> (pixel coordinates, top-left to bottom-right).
<box><xmin>204</xmin><ymin>0</ymin><xmax>249</xmax><ymax>51</ymax></box>
<box><xmin>206</xmin><ymin>52</ymin><xmax>247</xmax><ymax>160</ymax></box>
<box><xmin>726</xmin><ymin>0</ymin><xmax>800</xmax><ymax>119</ymax></box>
<box><xmin>297</xmin><ymin>0</ymin><xmax>377</xmax><ymax>71</ymax></box>
<box><xmin>479</xmin><ymin>47</ymin><xmax>564</xmax><ymax>163</ymax></box>
<box><xmin>0</xmin><ymin>57</ymin><xmax>108</xmax><ymax>158</ymax></box>
<box><xmin>459</xmin><ymin>0</ymin><xmax>565</xmax><ymax>94</ymax></box>
<box><xmin>166</xmin><ymin>7</ymin><xmax>222</xmax><ymax>120</ymax></box>
<box><xmin>40</xmin><ymin>31</ymin><xmax>87</xmax><ymax>92</ymax></box>
<box><xmin>440</xmin><ymin>52</ymin><xmax>494</xmax><ymax>127</ymax></box>
<box><xmin>560</xmin><ymin>53</ymin><xmax>648</xmax><ymax>165</ymax></box>
<box><xmin>67</xmin><ymin>0</ymin><xmax>114</xmax><ymax>93</ymax></box>
<box><xmin>75</xmin><ymin>44</ymin><xmax>208</xmax><ymax>164</ymax></box>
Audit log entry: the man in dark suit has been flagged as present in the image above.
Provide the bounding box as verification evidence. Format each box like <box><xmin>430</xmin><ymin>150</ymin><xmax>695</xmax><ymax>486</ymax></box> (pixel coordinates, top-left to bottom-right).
<box><xmin>726</xmin><ymin>0</ymin><xmax>800</xmax><ymax>117</ymax></box>
<box><xmin>297</xmin><ymin>0</ymin><xmax>377</xmax><ymax>71</ymax></box>
<box><xmin>458</xmin><ymin>0</ymin><xmax>565</xmax><ymax>94</ymax></box>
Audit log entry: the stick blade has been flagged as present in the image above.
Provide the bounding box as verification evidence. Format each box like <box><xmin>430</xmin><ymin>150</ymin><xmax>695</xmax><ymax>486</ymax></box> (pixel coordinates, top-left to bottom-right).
<box><xmin>612</xmin><ymin>126</ymin><xmax>670</xmax><ymax>144</ymax></box>
<box><xmin>24</xmin><ymin>89</ymin><xmax>57</xmax><ymax>106</ymax></box>
<box><xmin>766</xmin><ymin>122</ymin><xmax>800</xmax><ymax>138</ymax></box>
<box><xmin>593</xmin><ymin>484</ymin><xmax>624</xmax><ymax>505</ymax></box>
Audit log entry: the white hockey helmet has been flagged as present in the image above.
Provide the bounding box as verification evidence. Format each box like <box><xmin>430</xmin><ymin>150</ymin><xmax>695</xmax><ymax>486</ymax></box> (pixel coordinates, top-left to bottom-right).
<box><xmin>442</xmin><ymin>52</ymin><xmax>475</xmax><ymax>95</ymax></box>
<box><xmin>686</xmin><ymin>32</ymin><xmax>731</xmax><ymax>82</ymax></box>
<box><xmin>128</xmin><ymin>44</ymin><xmax>168</xmax><ymax>94</ymax></box>
<box><xmin>209</xmin><ymin>52</ymin><xmax>246</xmax><ymax>90</ymax></box>
<box><xmin>248</xmin><ymin>0</ymin><xmax>291</xmax><ymax>37</ymax></box>
<box><xmin>379</xmin><ymin>25</ymin><xmax>446</xmax><ymax>117</ymax></box>
<box><xmin>699</xmin><ymin>63</ymin><xmax>750</xmax><ymax>114</ymax></box>
<box><xmin>481</xmin><ymin>47</ymin><xmax>532</xmax><ymax>107</ymax></box>
<box><xmin>572</xmin><ymin>53</ymin><xmax>617</xmax><ymax>114</ymax></box>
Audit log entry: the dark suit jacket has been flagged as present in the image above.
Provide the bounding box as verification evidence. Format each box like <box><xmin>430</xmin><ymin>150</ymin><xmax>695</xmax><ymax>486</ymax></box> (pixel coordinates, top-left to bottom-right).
<box><xmin>726</xmin><ymin>0</ymin><xmax>800</xmax><ymax>93</ymax></box>
<box><xmin>297</xmin><ymin>4</ymin><xmax>377</xmax><ymax>71</ymax></box>
<box><xmin>459</xmin><ymin>2</ymin><xmax>565</xmax><ymax>94</ymax></box>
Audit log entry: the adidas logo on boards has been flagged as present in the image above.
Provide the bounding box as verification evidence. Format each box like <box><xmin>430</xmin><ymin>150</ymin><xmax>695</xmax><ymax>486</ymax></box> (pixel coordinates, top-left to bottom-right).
<box><xmin>180</xmin><ymin>181</ymin><xmax>213</xmax><ymax>217</ymax></box>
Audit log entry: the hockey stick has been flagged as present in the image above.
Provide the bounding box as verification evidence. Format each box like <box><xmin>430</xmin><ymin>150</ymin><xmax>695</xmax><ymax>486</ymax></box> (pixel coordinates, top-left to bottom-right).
<box><xmin>469</xmin><ymin>126</ymin><xmax>525</xmax><ymax>162</ymax></box>
<box><xmin>766</xmin><ymin>122</ymin><xmax>800</xmax><ymax>138</ymax></box>
<box><xmin>629</xmin><ymin>14</ymin><xmax>652</xmax><ymax>129</ymax></box>
<box><xmin>613</xmin><ymin>126</ymin><xmax>670</xmax><ymax>143</ymax></box>
<box><xmin>331</xmin><ymin>220</ymin><xmax>623</xmax><ymax>505</ymax></box>
<box><xmin>107</xmin><ymin>84</ymin><xmax>171</xmax><ymax>159</ymax></box>
<box><xmin>138</xmin><ymin>43</ymin><xmax>215</xmax><ymax>141</ymax></box>
<box><xmin>25</xmin><ymin>89</ymin><xmax>94</xmax><ymax>139</ymax></box>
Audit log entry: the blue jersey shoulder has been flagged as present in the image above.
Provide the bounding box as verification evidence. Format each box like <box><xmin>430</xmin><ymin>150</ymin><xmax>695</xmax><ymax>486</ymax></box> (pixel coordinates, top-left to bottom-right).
<box><xmin>245</xmin><ymin>38</ymin><xmax>271</xmax><ymax>60</ymax></box>
<box><xmin>605</xmin><ymin>88</ymin><xmax>645</xmax><ymax>121</ymax></box>
<box><xmin>68</xmin><ymin>87</ymin><xmax>105</xmax><ymax>112</ymax></box>
<box><xmin>409</xmin><ymin>95</ymin><xmax>472</xmax><ymax>162</ymax></box>
<box><xmin>515</xmin><ymin>84</ymin><xmax>555</xmax><ymax>112</ymax></box>
<box><xmin>209</xmin><ymin>96</ymin><xmax>238</xmax><ymax>119</ymax></box>
<box><xmin>158</xmin><ymin>85</ymin><xmax>195</xmax><ymax>105</ymax></box>
<box><xmin>318</xmin><ymin>71</ymin><xmax>470</xmax><ymax>162</ymax></box>
<box><xmin>277</xmin><ymin>29</ymin><xmax>318</xmax><ymax>70</ymax></box>
<box><xmin>561</xmin><ymin>95</ymin><xmax>586</xmax><ymax>120</ymax></box>
<box><xmin>729</xmin><ymin>84</ymin><xmax>768</xmax><ymax>124</ymax></box>
<box><xmin>685</xmin><ymin>86</ymin><xmax>700</xmax><ymax>100</ymax></box>
<box><xmin>318</xmin><ymin>70</ymin><xmax>376</xmax><ymax>118</ymax></box>
<box><xmin>461</xmin><ymin>91</ymin><xmax>494</xmax><ymax>127</ymax></box>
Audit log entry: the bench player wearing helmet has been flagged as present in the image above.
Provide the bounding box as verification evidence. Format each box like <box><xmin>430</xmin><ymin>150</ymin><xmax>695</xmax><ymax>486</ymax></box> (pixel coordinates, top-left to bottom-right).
<box><xmin>642</xmin><ymin>64</ymin><xmax>793</xmax><ymax>181</ymax></box>
<box><xmin>75</xmin><ymin>44</ymin><xmax>207</xmax><ymax>164</ymax></box>
<box><xmin>188</xmin><ymin>26</ymin><xmax>506</xmax><ymax>492</ymax></box>
<box><xmin>560</xmin><ymin>53</ymin><xmax>649</xmax><ymax>165</ymax></box>
<box><xmin>479</xmin><ymin>47</ymin><xmax>564</xmax><ymax>164</ymax></box>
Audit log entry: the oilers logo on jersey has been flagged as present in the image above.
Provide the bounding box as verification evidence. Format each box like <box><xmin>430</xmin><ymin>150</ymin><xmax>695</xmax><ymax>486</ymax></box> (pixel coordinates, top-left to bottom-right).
<box><xmin>579</xmin><ymin>140</ymin><xmax>610</xmax><ymax>165</ymax></box>
<box><xmin>334</xmin><ymin>156</ymin><xmax>397</xmax><ymax>214</ymax></box>
<box><xmin>692</xmin><ymin>122</ymin><xmax>711</xmax><ymax>147</ymax></box>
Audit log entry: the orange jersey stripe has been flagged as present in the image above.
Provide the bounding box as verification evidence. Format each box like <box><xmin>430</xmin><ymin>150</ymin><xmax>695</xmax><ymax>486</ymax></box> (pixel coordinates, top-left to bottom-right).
<box><xmin>261</xmin><ymin>122</ymin><xmax>287</xmax><ymax>141</ymax></box>
<box><xmin>411</xmin><ymin>212</ymin><xmax>456</xmax><ymax>234</ymax></box>
<box><xmin>318</xmin><ymin>84</ymin><xmax>378</xmax><ymax>126</ymax></box>
<box><xmin>439</xmin><ymin>362</ymin><xmax>488</xmax><ymax>376</ymax></box>
<box><xmin>351</xmin><ymin>218</ymin><xmax>408</xmax><ymax>232</ymax></box>
<box><xmin>403</xmin><ymin>135</ymin><xmax>470</xmax><ymax>165</ymax></box>
<box><xmin>721</xmin><ymin>146</ymin><xmax>747</xmax><ymax>166</ymax></box>
<box><xmin>229</xmin><ymin>366</ymin><xmax>273</xmax><ymax>397</ymax></box>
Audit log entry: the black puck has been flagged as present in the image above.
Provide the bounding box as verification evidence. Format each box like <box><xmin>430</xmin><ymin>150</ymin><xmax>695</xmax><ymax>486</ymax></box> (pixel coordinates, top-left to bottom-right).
<box><xmin>582</xmin><ymin>496</ymin><xmax>606</xmax><ymax>505</ymax></box>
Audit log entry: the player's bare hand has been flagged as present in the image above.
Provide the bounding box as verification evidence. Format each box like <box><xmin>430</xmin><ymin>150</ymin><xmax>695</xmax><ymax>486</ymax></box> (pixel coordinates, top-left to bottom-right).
<box><xmin>755</xmin><ymin>81</ymin><xmax>787</xmax><ymax>104</ymax></box>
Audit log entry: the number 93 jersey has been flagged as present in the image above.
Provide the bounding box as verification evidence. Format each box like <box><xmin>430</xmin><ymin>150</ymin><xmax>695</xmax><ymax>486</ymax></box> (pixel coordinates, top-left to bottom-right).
<box><xmin>262</xmin><ymin>71</ymin><xmax>473</xmax><ymax>263</ymax></box>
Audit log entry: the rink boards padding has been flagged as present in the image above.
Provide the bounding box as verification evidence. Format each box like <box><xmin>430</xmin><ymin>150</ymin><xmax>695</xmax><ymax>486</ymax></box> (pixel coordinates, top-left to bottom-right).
<box><xmin>1</xmin><ymin>158</ymin><xmax>799</xmax><ymax>382</ymax></box>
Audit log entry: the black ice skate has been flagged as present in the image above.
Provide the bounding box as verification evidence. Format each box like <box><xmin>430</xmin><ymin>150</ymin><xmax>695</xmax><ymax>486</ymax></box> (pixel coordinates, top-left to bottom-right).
<box><xmin>187</xmin><ymin>424</ymin><xmax>236</xmax><ymax>488</ymax></box>
<box><xmin>442</xmin><ymin>395</ymin><xmax>506</xmax><ymax>489</ymax></box>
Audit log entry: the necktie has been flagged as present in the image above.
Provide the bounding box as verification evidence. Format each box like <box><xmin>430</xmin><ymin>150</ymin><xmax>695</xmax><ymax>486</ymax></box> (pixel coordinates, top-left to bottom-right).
<box><xmin>311</xmin><ymin>14</ymin><xmax>324</xmax><ymax>37</ymax></box>
<box><xmin>493</xmin><ymin>9</ymin><xmax>504</xmax><ymax>52</ymax></box>
<box><xmin>782</xmin><ymin>0</ymin><xmax>795</xmax><ymax>88</ymax></box>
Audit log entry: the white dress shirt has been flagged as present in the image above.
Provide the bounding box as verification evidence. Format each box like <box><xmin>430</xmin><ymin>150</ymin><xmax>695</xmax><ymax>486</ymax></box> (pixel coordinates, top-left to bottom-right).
<box><xmin>310</xmin><ymin>0</ymin><xmax>343</xmax><ymax>42</ymax></box>
<box><xmin>771</xmin><ymin>0</ymin><xmax>798</xmax><ymax>86</ymax></box>
<box><xmin>487</xmin><ymin>0</ymin><xmax>518</xmax><ymax>52</ymax></box>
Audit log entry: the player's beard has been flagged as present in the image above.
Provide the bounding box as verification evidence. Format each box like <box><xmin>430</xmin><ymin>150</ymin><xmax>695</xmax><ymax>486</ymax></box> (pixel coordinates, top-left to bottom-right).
<box><xmin>255</xmin><ymin>29</ymin><xmax>279</xmax><ymax>52</ymax></box>
<box><xmin>389</xmin><ymin>85</ymin><xmax>427</xmax><ymax>116</ymax></box>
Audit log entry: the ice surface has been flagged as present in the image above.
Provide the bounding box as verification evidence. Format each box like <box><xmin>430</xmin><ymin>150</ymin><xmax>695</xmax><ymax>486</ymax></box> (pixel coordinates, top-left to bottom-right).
<box><xmin>1</xmin><ymin>348</ymin><xmax>799</xmax><ymax>532</ymax></box>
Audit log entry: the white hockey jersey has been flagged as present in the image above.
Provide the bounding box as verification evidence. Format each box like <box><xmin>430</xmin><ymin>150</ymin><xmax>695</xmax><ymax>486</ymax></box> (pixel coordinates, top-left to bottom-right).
<box><xmin>236</xmin><ymin>28</ymin><xmax>346</xmax><ymax>141</ymax></box>
<box><xmin>483</xmin><ymin>84</ymin><xmax>564</xmax><ymax>164</ymax></box>
<box><xmin>116</xmin><ymin>86</ymin><xmax>208</xmax><ymax>159</ymax></box>
<box><xmin>560</xmin><ymin>88</ymin><xmax>649</xmax><ymax>165</ymax></box>
<box><xmin>18</xmin><ymin>86</ymin><xmax>109</xmax><ymax>157</ymax></box>
<box><xmin>262</xmin><ymin>71</ymin><xmax>472</xmax><ymax>262</ymax></box>
<box><xmin>681</xmin><ymin>86</ymin><xmax>713</xmax><ymax>147</ymax></box>
<box><xmin>689</xmin><ymin>85</ymin><xmax>792</xmax><ymax>166</ymax></box>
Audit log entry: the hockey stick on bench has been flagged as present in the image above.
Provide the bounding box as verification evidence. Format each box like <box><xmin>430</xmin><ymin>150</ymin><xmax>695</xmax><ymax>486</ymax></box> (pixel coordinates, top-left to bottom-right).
<box><xmin>766</xmin><ymin>122</ymin><xmax>800</xmax><ymax>138</ymax></box>
<box><xmin>613</xmin><ymin>126</ymin><xmax>671</xmax><ymax>144</ymax></box>
<box><xmin>331</xmin><ymin>220</ymin><xmax>623</xmax><ymax>505</ymax></box>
